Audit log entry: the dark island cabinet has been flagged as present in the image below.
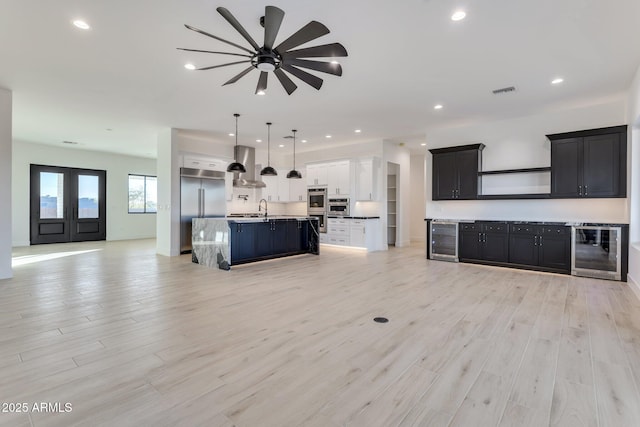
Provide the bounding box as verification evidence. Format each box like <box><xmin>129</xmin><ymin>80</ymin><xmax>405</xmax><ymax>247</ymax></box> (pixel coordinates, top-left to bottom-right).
<box><xmin>508</xmin><ymin>224</ymin><xmax>570</xmax><ymax>273</ymax></box>
<box><xmin>459</xmin><ymin>222</ymin><xmax>509</xmax><ymax>263</ymax></box>
<box><xmin>230</xmin><ymin>222</ymin><xmax>258</xmax><ymax>262</ymax></box>
<box><xmin>549</xmin><ymin>126</ymin><xmax>626</xmax><ymax>198</ymax></box>
<box><xmin>430</xmin><ymin>144</ymin><xmax>484</xmax><ymax>200</ymax></box>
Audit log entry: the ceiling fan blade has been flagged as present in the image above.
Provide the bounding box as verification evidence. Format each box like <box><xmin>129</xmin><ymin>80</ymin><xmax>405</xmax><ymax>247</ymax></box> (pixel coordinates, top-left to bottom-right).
<box><xmin>177</xmin><ymin>48</ymin><xmax>252</xmax><ymax>58</ymax></box>
<box><xmin>281</xmin><ymin>64</ymin><xmax>323</xmax><ymax>90</ymax></box>
<box><xmin>184</xmin><ymin>24</ymin><xmax>255</xmax><ymax>54</ymax></box>
<box><xmin>275</xmin><ymin>21</ymin><xmax>330</xmax><ymax>53</ymax></box>
<box><xmin>281</xmin><ymin>43</ymin><xmax>348</xmax><ymax>59</ymax></box>
<box><xmin>274</xmin><ymin>69</ymin><xmax>297</xmax><ymax>95</ymax></box>
<box><xmin>223</xmin><ymin>66</ymin><xmax>255</xmax><ymax>85</ymax></box>
<box><xmin>284</xmin><ymin>58</ymin><xmax>342</xmax><ymax>76</ymax></box>
<box><xmin>216</xmin><ymin>7</ymin><xmax>261</xmax><ymax>51</ymax></box>
<box><xmin>197</xmin><ymin>60</ymin><xmax>251</xmax><ymax>71</ymax></box>
<box><xmin>256</xmin><ymin>72</ymin><xmax>268</xmax><ymax>94</ymax></box>
<box><xmin>263</xmin><ymin>6</ymin><xmax>285</xmax><ymax>50</ymax></box>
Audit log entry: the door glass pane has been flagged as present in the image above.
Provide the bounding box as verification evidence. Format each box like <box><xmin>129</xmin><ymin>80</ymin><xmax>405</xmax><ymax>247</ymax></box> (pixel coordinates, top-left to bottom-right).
<box><xmin>78</xmin><ymin>175</ymin><xmax>99</xmax><ymax>218</ymax></box>
<box><xmin>40</xmin><ymin>172</ymin><xmax>64</xmax><ymax>219</ymax></box>
<box><xmin>128</xmin><ymin>175</ymin><xmax>145</xmax><ymax>212</ymax></box>
<box><xmin>145</xmin><ymin>176</ymin><xmax>157</xmax><ymax>213</ymax></box>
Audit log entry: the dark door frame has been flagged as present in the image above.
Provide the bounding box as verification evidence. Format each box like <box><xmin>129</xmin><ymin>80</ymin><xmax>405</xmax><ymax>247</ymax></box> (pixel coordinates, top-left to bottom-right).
<box><xmin>30</xmin><ymin>164</ymin><xmax>107</xmax><ymax>245</ymax></box>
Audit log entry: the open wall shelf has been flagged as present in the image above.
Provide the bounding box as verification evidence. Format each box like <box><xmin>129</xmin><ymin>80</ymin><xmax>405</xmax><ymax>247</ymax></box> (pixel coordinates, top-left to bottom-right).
<box><xmin>478</xmin><ymin>167</ymin><xmax>551</xmax><ymax>176</ymax></box>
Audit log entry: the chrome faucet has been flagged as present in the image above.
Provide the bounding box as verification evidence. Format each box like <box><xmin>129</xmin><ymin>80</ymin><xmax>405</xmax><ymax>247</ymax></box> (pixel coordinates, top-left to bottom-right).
<box><xmin>258</xmin><ymin>198</ymin><xmax>268</xmax><ymax>217</ymax></box>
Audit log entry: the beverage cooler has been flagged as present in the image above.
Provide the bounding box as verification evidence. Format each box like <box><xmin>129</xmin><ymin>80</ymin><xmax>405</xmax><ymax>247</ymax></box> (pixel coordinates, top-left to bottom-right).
<box><xmin>428</xmin><ymin>220</ymin><xmax>459</xmax><ymax>262</ymax></box>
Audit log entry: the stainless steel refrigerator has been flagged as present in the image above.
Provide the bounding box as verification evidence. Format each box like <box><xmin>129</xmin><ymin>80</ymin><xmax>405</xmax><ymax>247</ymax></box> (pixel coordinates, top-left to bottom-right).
<box><xmin>180</xmin><ymin>168</ymin><xmax>226</xmax><ymax>253</ymax></box>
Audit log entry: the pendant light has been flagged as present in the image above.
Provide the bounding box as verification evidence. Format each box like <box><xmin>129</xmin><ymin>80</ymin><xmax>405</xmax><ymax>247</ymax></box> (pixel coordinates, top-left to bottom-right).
<box><xmin>226</xmin><ymin>113</ymin><xmax>246</xmax><ymax>173</ymax></box>
<box><xmin>286</xmin><ymin>129</ymin><xmax>302</xmax><ymax>179</ymax></box>
<box><xmin>260</xmin><ymin>122</ymin><xmax>277</xmax><ymax>176</ymax></box>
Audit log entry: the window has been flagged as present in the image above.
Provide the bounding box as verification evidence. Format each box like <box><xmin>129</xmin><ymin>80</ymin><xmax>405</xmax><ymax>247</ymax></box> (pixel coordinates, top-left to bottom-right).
<box><xmin>128</xmin><ymin>175</ymin><xmax>157</xmax><ymax>213</ymax></box>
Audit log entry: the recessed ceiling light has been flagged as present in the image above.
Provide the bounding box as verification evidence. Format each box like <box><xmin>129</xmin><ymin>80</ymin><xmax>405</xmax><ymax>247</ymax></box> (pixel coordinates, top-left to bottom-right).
<box><xmin>325</xmin><ymin>135</ymin><xmax>332</xmax><ymax>138</ymax></box>
<box><xmin>279</xmin><ymin>144</ymin><xmax>285</xmax><ymax>148</ymax></box>
<box><xmin>354</xmin><ymin>129</ymin><xmax>362</xmax><ymax>133</ymax></box>
<box><xmin>256</xmin><ymin>90</ymin><xmax>266</xmax><ymax>96</ymax></box>
<box><xmin>301</xmin><ymin>139</ymin><xmax>307</xmax><ymax>143</ymax></box>
<box><xmin>73</xmin><ymin>20</ymin><xmax>91</xmax><ymax>30</ymax></box>
<box><xmin>434</xmin><ymin>104</ymin><xmax>443</xmax><ymax>110</ymax></box>
<box><xmin>551</xmin><ymin>78</ymin><xmax>564</xmax><ymax>85</ymax></box>
<box><xmin>421</xmin><ymin>143</ymin><xmax>427</xmax><ymax>146</ymax></box>
<box><xmin>330</xmin><ymin>60</ymin><xmax>340</xmax><ymax>65</ymax></box>
<box><xmin>184</xmin><ymin>63</ymin><xmax>196</xmax><ymax>70</ymax></box>
<box><xmin>451</xmin><ymin>10</ymin><xmax>466</xmax><ymax>21</ymax></box>
<box><xmin>228</xmin><ymin>133</ymin><xmax>234</xmax><ymax>136</ymax></box>
<box><xmin>256</xmin><ymin>139</ymin><xmax>262</xmax><ymax>143</ymax></box>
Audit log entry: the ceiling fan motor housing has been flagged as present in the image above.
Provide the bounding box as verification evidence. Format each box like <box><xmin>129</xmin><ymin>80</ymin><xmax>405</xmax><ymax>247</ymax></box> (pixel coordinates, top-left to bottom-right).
<box><xmin>253</xmin><ymin>49</ymin><xmax>281</xmax><ymax>71</ymax></box>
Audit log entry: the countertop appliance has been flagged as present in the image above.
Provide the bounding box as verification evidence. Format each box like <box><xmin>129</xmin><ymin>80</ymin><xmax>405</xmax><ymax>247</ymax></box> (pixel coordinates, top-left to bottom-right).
<box><xmin>180</xmin><ymin>168</ymin><xmax>226</xmax><ymax>253</ymax></box>
<box><xmin>571</xmin><ymin>225</ymin><xmax>622</xmax><ymax>280</ymax></box>
<box><xmin>429</xmin><ymin>220</ymin><xmax>459</xmax><ymax>262</ymax></box>
<box><xmin>308</xmin><ymin>187</ymin><xmax>327</xmax><ymax>233</ymax></box>
<box><xmin>328</xmin><ymin>198</ymin><xmax>350</xmax><ymax>216</ymax></box>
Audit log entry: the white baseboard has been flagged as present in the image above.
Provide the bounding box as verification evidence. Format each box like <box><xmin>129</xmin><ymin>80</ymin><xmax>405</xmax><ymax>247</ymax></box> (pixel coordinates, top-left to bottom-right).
<box><xmin>12</xmin><ymin>241</ymin><xmax>30</xmax><ymax>247</ymax></box>
<box><xmin>628</xmin><ymin>273</ymin><xmax>640</xmax><ymax>302</ymax></box>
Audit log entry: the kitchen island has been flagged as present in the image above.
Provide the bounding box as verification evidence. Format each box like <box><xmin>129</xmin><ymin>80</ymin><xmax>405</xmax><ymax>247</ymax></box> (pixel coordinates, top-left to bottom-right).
<box><xmin>192</xmin><ymin>216</ymin><xmax>320</xmax><ymax>270</ymax></box>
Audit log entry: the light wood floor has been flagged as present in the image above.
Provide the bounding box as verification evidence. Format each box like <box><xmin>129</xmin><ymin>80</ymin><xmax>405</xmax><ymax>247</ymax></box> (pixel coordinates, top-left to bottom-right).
<box><xmin>2</xmin><ymin>239</ymin><xmax>640</xmax><ymax>427</ymax></box>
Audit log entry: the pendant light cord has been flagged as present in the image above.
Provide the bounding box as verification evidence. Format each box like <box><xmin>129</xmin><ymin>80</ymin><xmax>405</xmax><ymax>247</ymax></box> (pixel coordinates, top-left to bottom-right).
<box><xmin>292</xmin><ymin>129</ymin><xmax>297</xmax><ymax>169</ymax></box>
<box><xmin>267</xmin><ymin>122</ymin><xmax>271</xmax><ymax>166</ymax></box>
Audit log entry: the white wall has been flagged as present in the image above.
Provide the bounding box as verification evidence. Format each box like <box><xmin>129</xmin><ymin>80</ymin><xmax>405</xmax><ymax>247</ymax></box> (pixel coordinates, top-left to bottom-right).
<box><xmin>410</xmin><ymin>154</ymin><xmax>426</xmax><ymax>242</ymax></box>
<box><xmin>425</xmin><ymin>96</ymin><xmax>629</xmax><ymax>223</ymax></box>
<box><xmin>12</xmin><ymin>141</ymin><xmax>157</xmax><ymax>246</ymax></box>
<box><xmin>0</xmin><ymin>88</ymin><xmax>12</xmax><ymax>279</ymax></box>
<box><xmin>626</xmin><ymin>64</ymin><xmax>640</xmax><ymax>293</ymax></box>
<box><xmin>156</xmin><ymin>129</ymin><xmax>180</xmax><ymax>256</ymax></box>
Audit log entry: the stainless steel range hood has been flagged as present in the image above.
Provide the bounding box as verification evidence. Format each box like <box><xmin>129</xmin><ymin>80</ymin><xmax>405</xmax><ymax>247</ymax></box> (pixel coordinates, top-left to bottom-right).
<box><xmin>233</xmin><ymin>145</ymin><xmax>266</xmax><ymax>188</ymax></box>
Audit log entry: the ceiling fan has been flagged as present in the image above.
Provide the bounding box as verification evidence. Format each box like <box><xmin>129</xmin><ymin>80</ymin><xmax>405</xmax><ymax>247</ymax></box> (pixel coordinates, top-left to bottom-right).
<box><xmin>179</xmin><ymin>6</ymin><xmax>348</xmax><ymax>95</ymax></box>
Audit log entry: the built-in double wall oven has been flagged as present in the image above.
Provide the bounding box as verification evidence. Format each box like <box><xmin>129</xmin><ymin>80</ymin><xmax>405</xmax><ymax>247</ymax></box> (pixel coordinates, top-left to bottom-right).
<box><xmin>307</xmin><ymin>187</ymin><xmax>327</xmax><ymax>233</ymax></box>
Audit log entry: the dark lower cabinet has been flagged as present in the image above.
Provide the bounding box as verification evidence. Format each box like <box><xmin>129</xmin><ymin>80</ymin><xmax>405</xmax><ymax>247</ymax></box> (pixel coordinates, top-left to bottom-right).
<box><xmin>508</xmin><ymin>224</ymin><xmax>570</xmax><ymax>273</ymax></box>
<box><xmin>230</xmin><ymin>222</ymin><xmax>257</xmax><ymax>262</ymax></box>
<box><xmin>459</xmin><ymin>222</ymin><xmax>508</xmax><ymax>263</ymax></box>
<box><xmin>458</xmin><ymin>222</ymin><xmax>571</xmax><ymax>274</ymax></box>
<box><xmin>230</xmin><ymin>219</ymin><xmax>311</xmax><ymax>264</ymax></box>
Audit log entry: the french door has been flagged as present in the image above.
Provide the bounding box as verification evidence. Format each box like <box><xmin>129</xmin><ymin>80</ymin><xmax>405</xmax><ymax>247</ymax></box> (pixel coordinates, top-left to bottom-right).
<box><xmin>30</xmin><ymin>164</ymin><xmax>107</xmax><ymax>244</ymax></box>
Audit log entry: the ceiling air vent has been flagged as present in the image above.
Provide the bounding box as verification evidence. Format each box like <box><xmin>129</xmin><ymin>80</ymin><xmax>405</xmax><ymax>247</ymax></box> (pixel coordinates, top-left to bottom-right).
<box><xmin>492</xmin><ymin>86</ymin><xmax>516</xmax><ymax>95</ymax></box>
<box><xmin>62</xmin><ymin>140</ymin><xmax>79</xmax><ymax>145</ymax></box>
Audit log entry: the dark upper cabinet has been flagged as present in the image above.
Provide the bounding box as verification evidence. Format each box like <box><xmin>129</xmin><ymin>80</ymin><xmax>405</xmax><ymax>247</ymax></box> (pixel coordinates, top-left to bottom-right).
<box><xmin>549</xmin><ymin>126</ymin><xmax>626</xmax><ymax>198</ymax></box>
<box><xmin>508</xmin><ymin>224</ymin><xmax>570</xmax><ymax>273</ymax></box>
<box><xmin>430</xmin><ymin>144</ymin><xmax>484</xmax><ymax>200</ymax></box>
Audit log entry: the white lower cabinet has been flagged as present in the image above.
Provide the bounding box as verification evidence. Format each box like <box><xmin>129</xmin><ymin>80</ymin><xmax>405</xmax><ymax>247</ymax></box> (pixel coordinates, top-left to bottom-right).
<box><xmin>327</xmin><ymin>218</ymin><xmax>350</xmax><ymax>245</ymax></box>
<box><xmin>350</xmin><ymin>219</ymin><xmax>366</xmax><ymax>247</ymax></box>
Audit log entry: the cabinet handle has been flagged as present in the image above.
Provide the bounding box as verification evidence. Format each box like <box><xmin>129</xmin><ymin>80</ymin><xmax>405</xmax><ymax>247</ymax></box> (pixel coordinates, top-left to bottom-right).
<box><xmin>452</xmin><ymin>189</ymin><xmax>455</xmax><ymax>198</ymax></box>
<box><xmin>478</xmin><ymin>233</ymin><xmax>482</xmax><ymax>243</ymax></box>
<box><xmin>584</xmin><ymin>185</ymin><xmax>588</xmax><ymax>196</ymax></box>
<box><xmin>578</xmin><ymin>185</ymin><xmax>582</xmax><ymax>196</ymax></box>
<box><xmin>534</xmin><ymin>235</ymin><xmax>538</xmax><ymax>246</ymax></box>
<box><xmin>369</xmin><ymin>192</ymin><xmax>372</xmax><ymax>200</ymax></box>
<box><xmin>539</xmin><ymin>236</ymin><xmax>543</xmax><ymax>247</ymax></box>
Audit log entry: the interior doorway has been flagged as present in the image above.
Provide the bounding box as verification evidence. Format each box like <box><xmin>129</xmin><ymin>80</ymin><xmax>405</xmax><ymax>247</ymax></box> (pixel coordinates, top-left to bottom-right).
<box><xmin>30</xmin><ymin>164</ymin><xmax>107</xmax><ymax>244</ymax></box>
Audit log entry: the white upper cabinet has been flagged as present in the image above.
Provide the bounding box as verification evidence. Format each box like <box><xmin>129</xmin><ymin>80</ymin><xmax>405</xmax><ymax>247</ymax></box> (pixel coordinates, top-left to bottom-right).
<box><xmin>306</xmin><ymin>163</ymin><xmax>328</xmax><ymax>187</ymax></box>
<box><xmin>261</xmin><ymin>168</ymin><xmax>307</xmax><ymax>202</ymax></box>
<box><xmin>327</xmin><ymin>160</ymin><xmax>351</xmax><ymax>196</ymax></box>
<box><xmin>289</xmin><ymin>173</ymin><xmax>307</xmax><ymax>202</ymax></box>
<box><xmin>356</xmin><ymin>157</ymin><xmax>380</xmax><ymax>201</ymax></box>
<box><xmin>261</xmin><ymin>174</ymin><xmax>279</xmax><ymax>202</ymax></box>
<box><xmin>183</xmin><ymin>156</ymin><xmax>226</xmax><ymax>172</ymax></box>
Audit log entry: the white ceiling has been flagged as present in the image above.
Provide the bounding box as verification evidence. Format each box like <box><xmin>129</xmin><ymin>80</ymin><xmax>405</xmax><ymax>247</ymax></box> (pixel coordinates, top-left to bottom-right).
<box><xmin>1</xmin><ymin>0</ymin><xmax>639</xmax><ymax>158</ymax></box>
